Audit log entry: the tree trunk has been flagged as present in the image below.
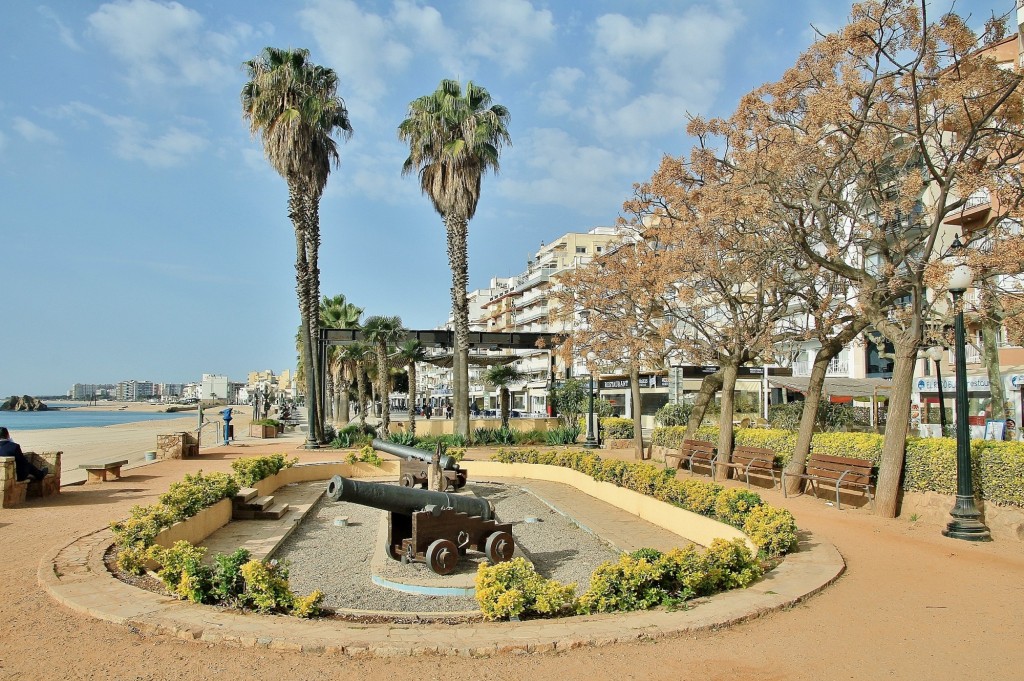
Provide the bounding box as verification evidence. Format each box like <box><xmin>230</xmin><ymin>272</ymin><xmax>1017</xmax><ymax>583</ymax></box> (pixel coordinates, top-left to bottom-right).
<box><xmin>500</xmin><ymin>386</ymin><xmax>511</xmax><ymax>429</ymax></box>
<box><xmin>981</xmin><ymin>319</ymin><xmax>1006</xmax><ymax>420</ymax></box>
<box><xmin>376</xmin><ymin>342</ymin><xmax>391</xmax><ymax>435</ymax></box>
<box><xmin>444</xmin><ymin>214</ymin><xmax>470</xmax><ymax>438</ymax></box>
<box><xmin>408</xmin><ymin>362</ymin><xmax>417</xmax><ymax>436</ymax></box>
<box><xmin>304</xmin><ymin>192</ymin><xmax>324</xmax><ymax>443</ymax></box>
<box><xmin>356</xmin><ymin>368</ymin><xmax>367</xmax><ymax>428</ymax></box>
<box><xmin>290</xmin><ymin>186</ymin><xmax>318</xmax><ymax>449</ymax></box>
<box><xmin>687</xmin><ymin>370</ymin><xmax>724</xmax><ymax>434</ymax></box>
<box><xmin>785</xmin><ymin>321</ymin><xmax>868</xmax><ymax>494</ymax></box>
<box><xmin>338</xmin><ymin>376</ymin><xmax>351</xmax><ymax>427</ymax></box>
<box><xmin>875</xmin><ymin>340</ymin><xmax>918</xmax><ymax>517</ymax></box>
<box><xmin>714</xmin><ymin>361</ymin><xmax>739</xmax><ymax>479</ymax></box>
<box><xmin>324</xmin><ymin>373</ymin><xmax>334</xmax><ymax>422</ymax></box>
<box><xmin>629</xmin><ymin>362</ymin><xmax>643</xmax><ymax>459</ymax></box>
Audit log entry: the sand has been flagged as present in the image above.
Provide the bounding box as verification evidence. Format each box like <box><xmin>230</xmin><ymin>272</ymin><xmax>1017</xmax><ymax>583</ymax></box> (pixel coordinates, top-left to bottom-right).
<box><xmin>0</xmin><ymin>438</ymin><xmax>1021</xmax><ymax>680</ymax></box>
<box><xmin>11</xmin><ymin>403</ymin><xmax>257</xmax><ymax>484</ymax></box>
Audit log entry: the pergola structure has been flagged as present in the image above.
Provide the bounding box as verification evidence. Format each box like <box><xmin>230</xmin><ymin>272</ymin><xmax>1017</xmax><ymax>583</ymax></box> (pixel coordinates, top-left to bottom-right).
<box><xmin>316</xmin><ymin>328</ymin><xmax>562</xmax><ymax>427</ymax></box>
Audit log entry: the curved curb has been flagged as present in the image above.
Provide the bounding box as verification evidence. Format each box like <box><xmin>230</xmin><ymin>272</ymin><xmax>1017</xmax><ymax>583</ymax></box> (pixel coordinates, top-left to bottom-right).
<box><xmin>38</xmin><ymin>528</ymin><xmax>845</xmax><ymax>657</ymax></box>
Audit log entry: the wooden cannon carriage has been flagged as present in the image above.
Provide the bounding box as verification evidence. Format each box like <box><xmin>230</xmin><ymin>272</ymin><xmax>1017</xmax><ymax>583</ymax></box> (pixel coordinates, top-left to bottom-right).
<box><xmin>371</xmin><ymin>438</ymin><xmax>468</xmax><ymax>491</ymax></box>
<box><xmin>326</xmin><ymin>475</ymin><xmax>514</xmax><ymax>575</ymax></box>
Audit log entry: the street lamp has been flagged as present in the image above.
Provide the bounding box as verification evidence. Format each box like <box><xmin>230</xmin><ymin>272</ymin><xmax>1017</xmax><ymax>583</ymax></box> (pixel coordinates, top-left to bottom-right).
<box><xmin>583</xmin><ymin>352</ymin><xmax>599</xmax><ymax>449</ymax></box>
<box><xmin>924</xmin><ymin>346</ymin><xmax>948</xmax><ymax>435</ymax></box>
<box><xmin>941</xmin><ymin>234</ymin><xmax>991</xmax><ymax>541</ymax></box>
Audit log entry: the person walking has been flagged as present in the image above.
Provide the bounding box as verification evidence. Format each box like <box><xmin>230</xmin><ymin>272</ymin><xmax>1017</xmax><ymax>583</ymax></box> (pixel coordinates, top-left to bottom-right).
<box><xmin>0</xmin><ymin>427</ymin><xmax>48</xmax><ymax>481</ymax></box>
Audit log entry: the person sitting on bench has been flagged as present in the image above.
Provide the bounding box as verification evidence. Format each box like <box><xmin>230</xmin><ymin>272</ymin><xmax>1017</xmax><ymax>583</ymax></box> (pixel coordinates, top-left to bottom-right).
<box><xmin>0</xmin><ymin>427</ymin><xmax>48</xmax><ymax>481</ymax></box>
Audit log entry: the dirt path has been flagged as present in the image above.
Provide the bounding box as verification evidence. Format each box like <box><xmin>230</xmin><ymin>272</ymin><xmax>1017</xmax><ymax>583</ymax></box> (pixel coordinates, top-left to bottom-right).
<box><xmin>1</xmin><ymin>443</ymin><xmax>1021</xmax><ymax>680</ymax></box>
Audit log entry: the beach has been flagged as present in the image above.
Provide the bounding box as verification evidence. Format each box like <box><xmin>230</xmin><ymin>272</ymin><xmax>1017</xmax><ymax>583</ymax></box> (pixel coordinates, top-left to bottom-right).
<box><xmin>9</xmin><ymin>402</ymin><xmax>257</xmax><ymax>484</ymax></box>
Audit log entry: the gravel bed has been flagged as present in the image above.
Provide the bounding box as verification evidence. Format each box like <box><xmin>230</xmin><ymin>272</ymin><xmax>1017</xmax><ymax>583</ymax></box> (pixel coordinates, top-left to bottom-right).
<box><xmin>276</xmin><ymin>481</ymin><xmax>622</xmax><ymax>614</ymax></box>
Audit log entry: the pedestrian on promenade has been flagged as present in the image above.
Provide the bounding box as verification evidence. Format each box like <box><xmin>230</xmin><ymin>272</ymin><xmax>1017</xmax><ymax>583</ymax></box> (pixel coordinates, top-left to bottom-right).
<box><xmin>0</xmin><ymin>427</ymin><xmax>48</xmax><ymax>481</ymax></box>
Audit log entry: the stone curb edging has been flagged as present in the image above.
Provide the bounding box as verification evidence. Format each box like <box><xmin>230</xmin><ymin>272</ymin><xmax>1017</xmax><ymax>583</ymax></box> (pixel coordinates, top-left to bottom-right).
<box><xmin>38</xmin><ymin>528</ymin><xmax>845</xmax><ymax>657</ymax></box>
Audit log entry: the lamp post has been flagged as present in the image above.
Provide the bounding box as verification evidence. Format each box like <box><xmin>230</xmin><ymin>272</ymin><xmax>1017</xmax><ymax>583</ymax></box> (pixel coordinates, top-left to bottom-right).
<box><xmin>584</xmin><ymin>352</ymin><xmax>599</xmax><ymax>449</ymax></box>
<box><xmin>925</xmin><ymin>346</ymin><xmax>948</xmax><ymax>435</ymax></box>
<box><xmin>942</xmin><ymin>234</ymin><xmax>991</xmax><ymax>541</ymax></box>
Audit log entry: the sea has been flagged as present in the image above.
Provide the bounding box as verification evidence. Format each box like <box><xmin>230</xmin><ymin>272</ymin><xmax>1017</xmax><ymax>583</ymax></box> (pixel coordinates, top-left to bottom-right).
<box><xmin>0</xmin><ymin>403</ymin><xmax>192</xmax><ymax>431</ymax></box>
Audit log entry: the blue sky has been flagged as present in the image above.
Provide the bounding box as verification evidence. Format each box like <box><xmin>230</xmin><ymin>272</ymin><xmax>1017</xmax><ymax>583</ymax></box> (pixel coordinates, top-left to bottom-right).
<box><xmin>0</xmin><ymin>0</ymin><xmax>994</xmax><ymax>395</ymax></box>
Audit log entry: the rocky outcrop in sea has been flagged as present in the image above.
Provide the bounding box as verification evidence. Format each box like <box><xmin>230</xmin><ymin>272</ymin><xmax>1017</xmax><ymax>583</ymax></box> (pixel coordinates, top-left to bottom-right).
<box><xmin>0</xmin><ymin>395</ymin><xmax>49</xmax><ymax>411</ymax></box>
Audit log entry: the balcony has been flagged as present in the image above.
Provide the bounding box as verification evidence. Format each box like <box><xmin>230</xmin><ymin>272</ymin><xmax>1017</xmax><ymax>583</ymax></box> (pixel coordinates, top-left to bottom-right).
<box><xmin>792</xmin><ymin>356</ymin><xmax>849</xmax><ymax>377</ymax></box>
<box><xmin>514</xmin><ymin>267</ymin><xmax>556</xmax><ymax>293</ymax></box>
<box><xmin>945</xmin><ymin>189</ymin><xmax>991</xmax><ymax>226</ymax></box>
<box><xmin>514</xmin><ymin>308</ymin><xmax>549</xmax><ymax>326</ymax></box>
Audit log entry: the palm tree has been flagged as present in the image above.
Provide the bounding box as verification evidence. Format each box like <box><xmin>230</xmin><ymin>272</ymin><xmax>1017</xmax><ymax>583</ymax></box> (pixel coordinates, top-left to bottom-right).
<box><xmin>345</xmin><ymin>341</ymin><xmax>372</xmax><ymax>428</ymax></box>
<box><xmin>398</xmin><ymin>79</ymin><xmax>510</xmax><ymax>439</ymax></box>
<box><xmin>242</xmin><ymin>47</ymin><xmax>352</xmax><ymax>446</ymax></box>
<box><xmin>483</xmin><ymin>364</ymin><xmax>526</xmax><ymax>429</ymax></box>
<box><xmin>396</xmin><ymin>339</ymin><xmax>426</xmax><ymax>435</ymax></box>
<box><xmin>362</xmin><ymin>315</ymin><xmax>405</xmax><ymax>435</ymax></box>
<box><xmin>320</xmin><ymin>294</ymin><xmax>363</xmax><ymax>426</ymax></box>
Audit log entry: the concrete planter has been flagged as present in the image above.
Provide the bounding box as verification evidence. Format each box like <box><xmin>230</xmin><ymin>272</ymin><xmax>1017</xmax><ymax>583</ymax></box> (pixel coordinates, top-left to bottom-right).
<box><xmin>249</xmin><ymin>424</ymin><xmax>277</xmax><ymax>439</ymax></box>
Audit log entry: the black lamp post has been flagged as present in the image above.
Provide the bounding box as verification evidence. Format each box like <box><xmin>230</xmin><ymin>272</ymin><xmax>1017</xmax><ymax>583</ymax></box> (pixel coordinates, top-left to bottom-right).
<box><xmin>925</xmin><ymin>346</ymin><xmax>948</xmax><ymax>434</ymax></box>
<box><xmin>583</xmin><ymin>352</ymin><xmax>599</xmax><ymax>449</ymax></box>
<box><xmin>942</xmin><ymin>234</ymin><xmax>991</xmax><ymax>541</ymax></box>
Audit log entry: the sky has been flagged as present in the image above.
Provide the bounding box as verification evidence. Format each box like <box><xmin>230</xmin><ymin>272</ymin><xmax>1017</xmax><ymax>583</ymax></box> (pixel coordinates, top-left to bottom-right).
<box><xmin>0</xmin><ymin>0</ymin><xmax>999</xmax><ymax>395</ymax></box>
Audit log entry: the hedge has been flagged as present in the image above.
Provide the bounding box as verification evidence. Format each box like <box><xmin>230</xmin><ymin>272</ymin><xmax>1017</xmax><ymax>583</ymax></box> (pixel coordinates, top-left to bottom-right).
<box><xmin>650</xmin><ymin>426</ymin><xmax>1024</xmax><ymax>507</ymax></box>
<box><xmin>490</xmin><ymin>448</ymin><xmax>798</xmax><ymax>559</ymax></box>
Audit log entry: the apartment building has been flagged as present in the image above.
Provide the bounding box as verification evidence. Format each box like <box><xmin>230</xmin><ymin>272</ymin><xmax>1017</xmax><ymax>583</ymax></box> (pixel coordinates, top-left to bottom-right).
<box><xmin>115</xmin><ymin>380</ymin><xmax>155</xmax><ymax>402</ymax></box>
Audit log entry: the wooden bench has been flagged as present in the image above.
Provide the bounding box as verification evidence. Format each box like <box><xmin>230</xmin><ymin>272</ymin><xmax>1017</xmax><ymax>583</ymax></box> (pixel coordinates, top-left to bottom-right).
<box><xmin>665</xmin><ymin>439</ymin><xmax>718</xmax><ymax>476</ymax></box>
<box><xmin>718</xmin><ymin>446</ymin><xmax>779</xmax><ymax>489</ymax></box>
<box><xmin>782</xmin><ymin>452</ymin><xmax>875</xmax><ymax>510</ymax></box>
<box><xmin>80</xmin><ymin>459</ymin><xmax>129</xmax><ymax>483</ymax></box>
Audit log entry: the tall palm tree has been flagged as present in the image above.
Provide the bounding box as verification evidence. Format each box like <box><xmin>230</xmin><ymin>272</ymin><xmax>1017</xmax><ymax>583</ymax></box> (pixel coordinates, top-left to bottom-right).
<box><xmin>242</xmin><ymin>47</ymin><xmax>352</xmax><ymax>447</ymax></box>
<box><xmin>320</xmin><ymin>294</ymin><xmax>363</xmax><ymax>426</ymax></box>
<box><xmin>362</xmin><ymin>315</ymin><xmax>405</xmax><ymax>435</ymax></box>
<box><xmin>345</xmin><ymin>341</ymin><xmax>371</xmax><ymax>428</ymax></box>
<box><xmin>483</xmin><ymin>364</ymin><xmax>526</xmax><ymax>429</ymax></box>
<box><xmin>396</xmin><ymin>339</ymin><xmax>426</xmax><ymax>435</ymax></box>
<box><xmin>398</xmin><ymin>79</ymin><xmax>510</xmax><ymax>439</ymax></box>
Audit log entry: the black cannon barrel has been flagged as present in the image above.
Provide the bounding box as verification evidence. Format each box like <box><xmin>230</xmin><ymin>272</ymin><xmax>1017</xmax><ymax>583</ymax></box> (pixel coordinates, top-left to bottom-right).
<box><xmin>371</xmin><ymin>438</ymin><xmax>460</xmax><ymax>471</ymax></box>
<box><xmin>327</xmin><ymin>475</ymin><xmax>492</xmax><ymax>520</ymax></box>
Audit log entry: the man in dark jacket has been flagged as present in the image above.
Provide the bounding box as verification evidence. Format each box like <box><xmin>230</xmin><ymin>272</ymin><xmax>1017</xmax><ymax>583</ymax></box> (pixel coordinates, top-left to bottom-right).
<box><xmin>0</xmin><ymin>427</ymin><xmax>48</xmax><ymax>481</ymax></box>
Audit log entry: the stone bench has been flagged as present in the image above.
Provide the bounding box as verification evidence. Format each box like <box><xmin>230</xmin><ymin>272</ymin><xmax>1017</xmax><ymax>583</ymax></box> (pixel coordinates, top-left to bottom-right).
<box><xmin>80</xmin><ymin>459</ymin><xmax>129</xmax><ymax>483</ymax></box>
<box><xmin>1</xmin><ymin>451</ymin><xmax>62</xmax><ymax>507</ymax></box>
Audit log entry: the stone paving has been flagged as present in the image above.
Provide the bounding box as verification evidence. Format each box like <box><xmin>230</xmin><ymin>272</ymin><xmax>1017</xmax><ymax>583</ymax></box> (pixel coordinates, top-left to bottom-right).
<box><xmin>38</xmin><ymin>461</ymin><xmax>846</xmax><ymax>657</ymax></box>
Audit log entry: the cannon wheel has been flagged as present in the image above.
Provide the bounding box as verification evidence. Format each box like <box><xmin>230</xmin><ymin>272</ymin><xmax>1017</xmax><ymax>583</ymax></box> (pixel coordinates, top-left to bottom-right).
<box><xmin>399</xmin><ymin>473</ymin><xmax>416</xmax><ymax>488</ymax></box>
<box><xmin>426</xmin><ymin>538</ymin><xmax>459</xmax><ymax>575</ymax></box>
<box><xmin>484</xmin><ymin>531</ymin><xmax>515</xmax><ymax>563</ymax></box>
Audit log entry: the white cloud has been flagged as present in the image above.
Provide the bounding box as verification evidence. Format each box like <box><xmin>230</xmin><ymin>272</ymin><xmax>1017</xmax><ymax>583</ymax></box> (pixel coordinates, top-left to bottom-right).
<box><xmin>465</xmin><ymin>0</ymin><xmax>555</xmax><ymax>73</ymax></box>
<box><xmin>86</xmin><ymin>0</ymin><xmax>245</xmax><ymax>89</ymax></box>
<box><xmin>38</xmin><ymin>5</ymin><xmax>82</xmax><ymax>51</ymax></box>
<box><xmin>12</xmin><ymin>117</ymin><xmax>60</xmax><ymax>145</ymax></box>
<box><xmin>537</xmin><ymin>66</ymin><xmax>584</xmax><ymax>117</ymax></box>
<box><xmin>55</xmin><ymin>101</ymin><xmax>207</xmax><ymax>167</ymax></box>
<box><xmin>584</xmin><ymin>4</ymin><xmax>744</xmax><ymax>140</ymax></box>
<box><xmin>497</xmin><ymin>127</ymin><xmax>644</xmax><ymax>215</ymax></box>
<box><xmin>298</xmin><ymin>0</ymin><xmax>413</xmax><ymax>106</ymax></box>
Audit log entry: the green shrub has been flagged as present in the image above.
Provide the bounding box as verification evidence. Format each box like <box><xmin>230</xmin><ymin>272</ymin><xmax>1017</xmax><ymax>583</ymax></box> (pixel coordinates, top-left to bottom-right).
<box><xmin>240</xmin><ymin>559</ymin><xmax>295</xmax><ymax>613</ymax></box>
<box><xmin>345</xmin><ymin>445</ymin><xmax>382</xmax><ymax>466</ymax></box>
<box><xmin>210</xmin><ymin>548</ymin><xmax>252</xmax><ymax>605</ymax></box>
<box><xmin>767</xmin><ymin>402</ymin><xmax>804</xmax><ymax>430</ymax></box>
<box><xmin>577</xmin><ymin>552</ymin><xmax>666</xmax><ymax>613</ymax></box>
<box><xmin>545</xmin><ymin>424</ymin><xmax>582</xmax><ymax>445</ymax></box>
<box><xmin>149</xmin><ymin>541</ymin><xmax>211</xmax><ymax>603</ymax></box>
<box><xmin>291</xmin><ymin>589</ymin><xmax>326</xmax><ymax>618</ymax></box>
<box><xmin>655</xmin><ymin>403</ymin><xmax>692</xmax><ymax>426</ymax></box>
<box><xmin>251</xmin><ymin>418</ymin><xmax>282</xmax><ymax>428</ymax></box>
<box><xmin>475</xmin><ymin>557</ymin><xmax>576</xmax><ymax>621</ymax></box>
<box><xmin>387</xmin><ymin>430</ymin><xmax>416</xmax><ymax>446</ymax></box>
<box><xmin>231</xmin><ymin>454</ymin><xmax>296</xmax><ymax>488</ymax></box>
<box><xmin>473</xmin><ymin>427</ymin><xmax>496</xmax><ymax>445</ymax></box>
<box><xmin>713</xmin><ymin>488</ymin><xmax>765</xmax><ymax>528</ymax></box>
<box><xmin>159</xmin><ymin>472</ymin><xmax>240</xmax><ymax>519</ymax></box>
<box><xmin>702</xmin><ymin>538</ymin><xmax>764</xmax><ymax>590</ymax></box>
<box><xmin>652</xmin><ymin>425</ymin><xmax>687</xmax><ymax>449</ymax></box>
<box><xmin>601</xmin><ymin>417</ymin><xmax>635</xmax><ymax>440</ymax></box>
<box><xmin>743</xmin><ymin>505</ymin><xmax>799</xmax><ymax>559</ymax></box>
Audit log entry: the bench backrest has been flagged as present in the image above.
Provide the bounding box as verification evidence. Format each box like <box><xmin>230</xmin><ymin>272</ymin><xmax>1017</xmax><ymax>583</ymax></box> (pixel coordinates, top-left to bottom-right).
<box><xmin>682</xmin><ymin>439</ymin><xmax>717</xmax><ymax>461</ymax></box>
<box><xmin>807</xmin><ymin>453</ymin><xmax>875</xmax><ymax>485</ymax></box>
<box><xmin>732</xmin><ymin>446</ymin><xmax>777</xmax><ymax>469</ymax></box>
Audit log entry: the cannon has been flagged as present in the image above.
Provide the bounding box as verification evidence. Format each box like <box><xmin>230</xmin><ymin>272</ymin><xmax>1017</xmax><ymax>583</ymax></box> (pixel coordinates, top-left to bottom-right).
<box><xmin>371</xmin><ymin>438</ymin><xmax>468</xmax><ymax>490</ymax></box>
<box><xmin>327</xmin><ymin>475</ymin><xmax>514</xmax><ymax>575</ymax></box>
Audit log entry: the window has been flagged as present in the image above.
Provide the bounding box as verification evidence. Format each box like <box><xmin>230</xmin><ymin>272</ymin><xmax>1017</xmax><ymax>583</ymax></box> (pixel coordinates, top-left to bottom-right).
<box><xmin>575</xmin><ymin>246</ymin><xmax>587</xmax><ymax>254</ymax></box>
<box><xmin>596</xmin><ymin>246</ymin><xmax>603</xmax><ymax>253</ymax></box>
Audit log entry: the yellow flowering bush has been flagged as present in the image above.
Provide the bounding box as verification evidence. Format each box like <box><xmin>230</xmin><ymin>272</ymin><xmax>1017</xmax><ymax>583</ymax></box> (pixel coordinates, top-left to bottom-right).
<box><xmin>475</xmin><ymin>558</ymin><xmax>575</xmax><ymax>621</ymax></box>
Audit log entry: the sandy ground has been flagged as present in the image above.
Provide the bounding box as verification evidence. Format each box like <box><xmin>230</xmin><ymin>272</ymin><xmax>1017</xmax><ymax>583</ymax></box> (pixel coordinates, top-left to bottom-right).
<box><xmin>0</xmin><ymin>434</ymin><xmax>1021</xmax><ymax>680</ymax></box>
<box><xmin>11</xmin><ymin>404</ymin><xmax>256</xmax><ymax>484</ymax></box>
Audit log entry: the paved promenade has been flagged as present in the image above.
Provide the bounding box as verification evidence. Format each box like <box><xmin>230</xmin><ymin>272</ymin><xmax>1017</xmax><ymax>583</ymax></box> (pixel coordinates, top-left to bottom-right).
<box><xmin>2</xmin><ymin>431</ymin><xmax>1022</xmax><ymax>679</ymax></box>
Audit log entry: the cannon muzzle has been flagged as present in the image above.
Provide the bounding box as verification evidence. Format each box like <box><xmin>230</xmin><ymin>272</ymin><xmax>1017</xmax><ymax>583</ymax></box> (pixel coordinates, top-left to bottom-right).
<box><xmin>327</xmin><ymin>475</ymin><xmax>492</xmax><ymax>520</ymax></box>
<box><xmin>371</xmin><ymin>438</ymin><xmax>460</xmax><ymax>471</ymax></box>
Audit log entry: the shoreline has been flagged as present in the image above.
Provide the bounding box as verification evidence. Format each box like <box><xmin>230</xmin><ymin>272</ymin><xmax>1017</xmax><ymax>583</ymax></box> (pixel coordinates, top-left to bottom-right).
<box><xmin>11</xmin><ymin>404</ymin><xmax>256</xmax><ymax>484</ymax></box>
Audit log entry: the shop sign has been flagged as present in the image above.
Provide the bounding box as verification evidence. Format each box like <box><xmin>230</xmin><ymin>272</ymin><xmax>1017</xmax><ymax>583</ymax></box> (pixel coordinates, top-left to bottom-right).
<box><xmin>915</xmin><ymin>375</ymin><xmax>990</xmax><ymax>392</ymax></box>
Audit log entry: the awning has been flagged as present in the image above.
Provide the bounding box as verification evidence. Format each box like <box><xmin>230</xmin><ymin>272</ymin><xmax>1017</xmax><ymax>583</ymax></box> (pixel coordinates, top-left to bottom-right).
<box><xmin>768</xmin><ymin>376</ymin><xmax>893</xmax><ymax>398</ymax></box>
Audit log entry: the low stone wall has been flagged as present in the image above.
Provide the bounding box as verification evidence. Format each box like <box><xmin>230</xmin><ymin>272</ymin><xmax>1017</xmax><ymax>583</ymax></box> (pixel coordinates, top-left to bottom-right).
<box><xmin>899</xmin><ymin>490</ymin><xmax>1024</xmax><ymax>542</ymax></box>
<box><xmin>153</xmin><ymin>499</ymin><xmax>233</xmax><ymax>549</ymax></box>
<box><xmin>394</xmin><ymin>417</ymin><xmax>559</xmax><ymax>437</ymax></box>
